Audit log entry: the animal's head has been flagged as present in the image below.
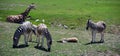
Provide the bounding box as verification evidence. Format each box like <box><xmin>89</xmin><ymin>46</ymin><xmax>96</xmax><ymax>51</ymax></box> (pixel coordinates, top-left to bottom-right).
<box><xmin>13</xmin><ymin>37</ymin><xmax>18</xmax><ymax>47</ymax></box>
<box><xmin>44</xmin><ymin>29</ymin><xmax>52</xmax><ymax>45</ymax></box>
<box><xmin>29</xmin><ymin>3</ymin><xmax>36</xmax><ymax>9</ymax></box>
<box><xmin>86</xmin><ymin>19</ymin><xmax>91</xmax><ymax>30</ymax></box>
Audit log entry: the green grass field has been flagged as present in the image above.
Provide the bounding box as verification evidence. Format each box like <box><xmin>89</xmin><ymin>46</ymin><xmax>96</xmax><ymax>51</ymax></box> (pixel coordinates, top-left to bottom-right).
<box><xmin>0</xmin><ymin>0</ymin><xmax>120</xmax><ymax>26</ymax></box>
<box><xmin>0</xmin><ymin>0</ymin><xmax>120</xmax><ymax>56</ymax></box>
<box><xmin>0</xmin><ymin>21</ymin><xmax>120</xmax><ymax>56</ymax></box>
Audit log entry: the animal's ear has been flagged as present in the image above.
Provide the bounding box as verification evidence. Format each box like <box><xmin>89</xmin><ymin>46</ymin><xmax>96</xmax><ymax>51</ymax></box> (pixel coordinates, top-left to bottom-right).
<box><xmin>29</xmin><ymin>3</ymin><xmax>35</xmax><ymax>6</ymax></box>
<box><xmin>88</xmin><ymin>19</ymin><xmax>91</xmax><ymax>21</ymax></box>
<box><xmin>87</xmin><ymin>19</ymin><xmax>92</xmax><ymax>22</ymax></box>
<box><xmin>29</xmin><ymin>3</ymin><xmax>36</xmax><ymax>9</ymax></box>
<box><xmin>31</xmin><ymin>3</ymin><xmax>34</xmax><ymax>4</ymax></box>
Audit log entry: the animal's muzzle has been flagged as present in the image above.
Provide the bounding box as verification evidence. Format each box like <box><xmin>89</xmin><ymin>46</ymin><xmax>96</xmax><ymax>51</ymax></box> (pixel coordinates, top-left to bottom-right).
<box><xmin>86</xmin><ymin>27</ymin><xmax>89</xmax><ymax>30</ymax></box>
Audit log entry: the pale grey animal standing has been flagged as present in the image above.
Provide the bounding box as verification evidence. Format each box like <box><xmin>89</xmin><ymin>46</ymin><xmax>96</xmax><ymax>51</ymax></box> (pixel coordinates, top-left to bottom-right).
<box><xmin>7</xmin><ymin>3</ymin><xmax>35</xmax><ymax>24</ymax></box>
<box><xmin>86</xmin><ymin>19</ymin><xmax>106</xmax><ymax>43</ymax></box>
<box><xmin>35</xmin><ymin>23</ymin><xmax>52</xmax><ymax>52</ymax></box>
<box><xmin>13</xmin><ymin>21</ymin><xmax>36</xmax><ymax>48</ymax></box>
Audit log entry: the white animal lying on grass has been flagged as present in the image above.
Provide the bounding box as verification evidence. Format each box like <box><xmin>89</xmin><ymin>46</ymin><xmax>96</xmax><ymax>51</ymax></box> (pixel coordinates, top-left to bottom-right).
<box><xmin>57</xmin><ymin>37</ymin><xmax>78</xmax><ymax>43</ymax></box>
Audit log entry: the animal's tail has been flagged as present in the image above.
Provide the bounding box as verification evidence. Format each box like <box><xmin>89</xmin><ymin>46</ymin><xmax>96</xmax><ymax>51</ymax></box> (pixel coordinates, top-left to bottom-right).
<box><xmin>102</xmin><ymin>23</ymin><xmax>106</xmax><ymax>29</ymax></box>
<box><xmin>6</xmin><ymin>16</ymin><xmax>11</xmax><ymax>22</ymax></box>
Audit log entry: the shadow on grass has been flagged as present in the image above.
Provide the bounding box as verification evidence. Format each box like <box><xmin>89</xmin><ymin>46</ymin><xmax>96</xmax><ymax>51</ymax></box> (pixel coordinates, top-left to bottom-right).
<box><xmin>13</xmin><ymin>44</ymin><xmax>29</xmax><ymax>48</ymax></box>
<box><xmin>18</xmin><ymin>44</ymin><xmax>29</xmax><ymax>48</ymax></box>
<box><xmin>85</xmin><ymin>41</ymin><xmax>104</xmax><ymax>45</ymax></box>
<box><xmin>57</xmin><ymin>41</ymin><xmax>78</xmax><ymax>43</ymax></box>
<box><xmin>29</xmin><ymin>41</ymin><xmax>37</xmax><ymax>43</ymax></box>
<box><xmin>34</xmin><ymin>46</ymin><xmax>48</xmax><ymax>52</ymax></box>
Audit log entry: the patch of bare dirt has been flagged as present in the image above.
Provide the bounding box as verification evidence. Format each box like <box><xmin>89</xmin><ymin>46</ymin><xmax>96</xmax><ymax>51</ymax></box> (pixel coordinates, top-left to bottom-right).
<box><xmin>82</xmin><ymin>50</ymin><xmax>120</xmax><ymax>56</ymax></box>
<box><xmin>107</xmin><ymin>25</ymin><xmax>120</xmax><ymax>35</ymax></box>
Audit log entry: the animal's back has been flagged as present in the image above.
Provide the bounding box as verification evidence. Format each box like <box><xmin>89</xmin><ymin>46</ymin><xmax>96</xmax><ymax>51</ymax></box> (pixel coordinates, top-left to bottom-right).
<box><xmin>37</xmin><ymin>23</ymin><xmax>47</xmax><ymax>34</ymax></box>
<box><xmin>20</xmin><ymin>21</ymin><xmax>33</xmax><ymax>33</ymax></box>
<box><xmin>6</xmin><ymin>15</ymin><xmax>23</xmax><ymax>23</ymax></box>
<box><xmin>96</xmin><ymin>21</ymin><xmax>106</xmax><ymax>28</ymax></box>
<box><xmin>96</xmin><ymin>21</ymin><xmax>106</xmax><ymax>32</ymax></box>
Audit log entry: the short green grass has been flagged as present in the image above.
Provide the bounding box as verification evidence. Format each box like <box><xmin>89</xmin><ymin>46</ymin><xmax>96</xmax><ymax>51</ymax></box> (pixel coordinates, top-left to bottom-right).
<box><xmin>0</xmin><ymin>21</ymin><xmax>120</xmax><ymax>56</ymax></box>
<box><xmin>0</xmin><ymin>0</ymin><xmax>120</xmax><ymax>27</ymax></box>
